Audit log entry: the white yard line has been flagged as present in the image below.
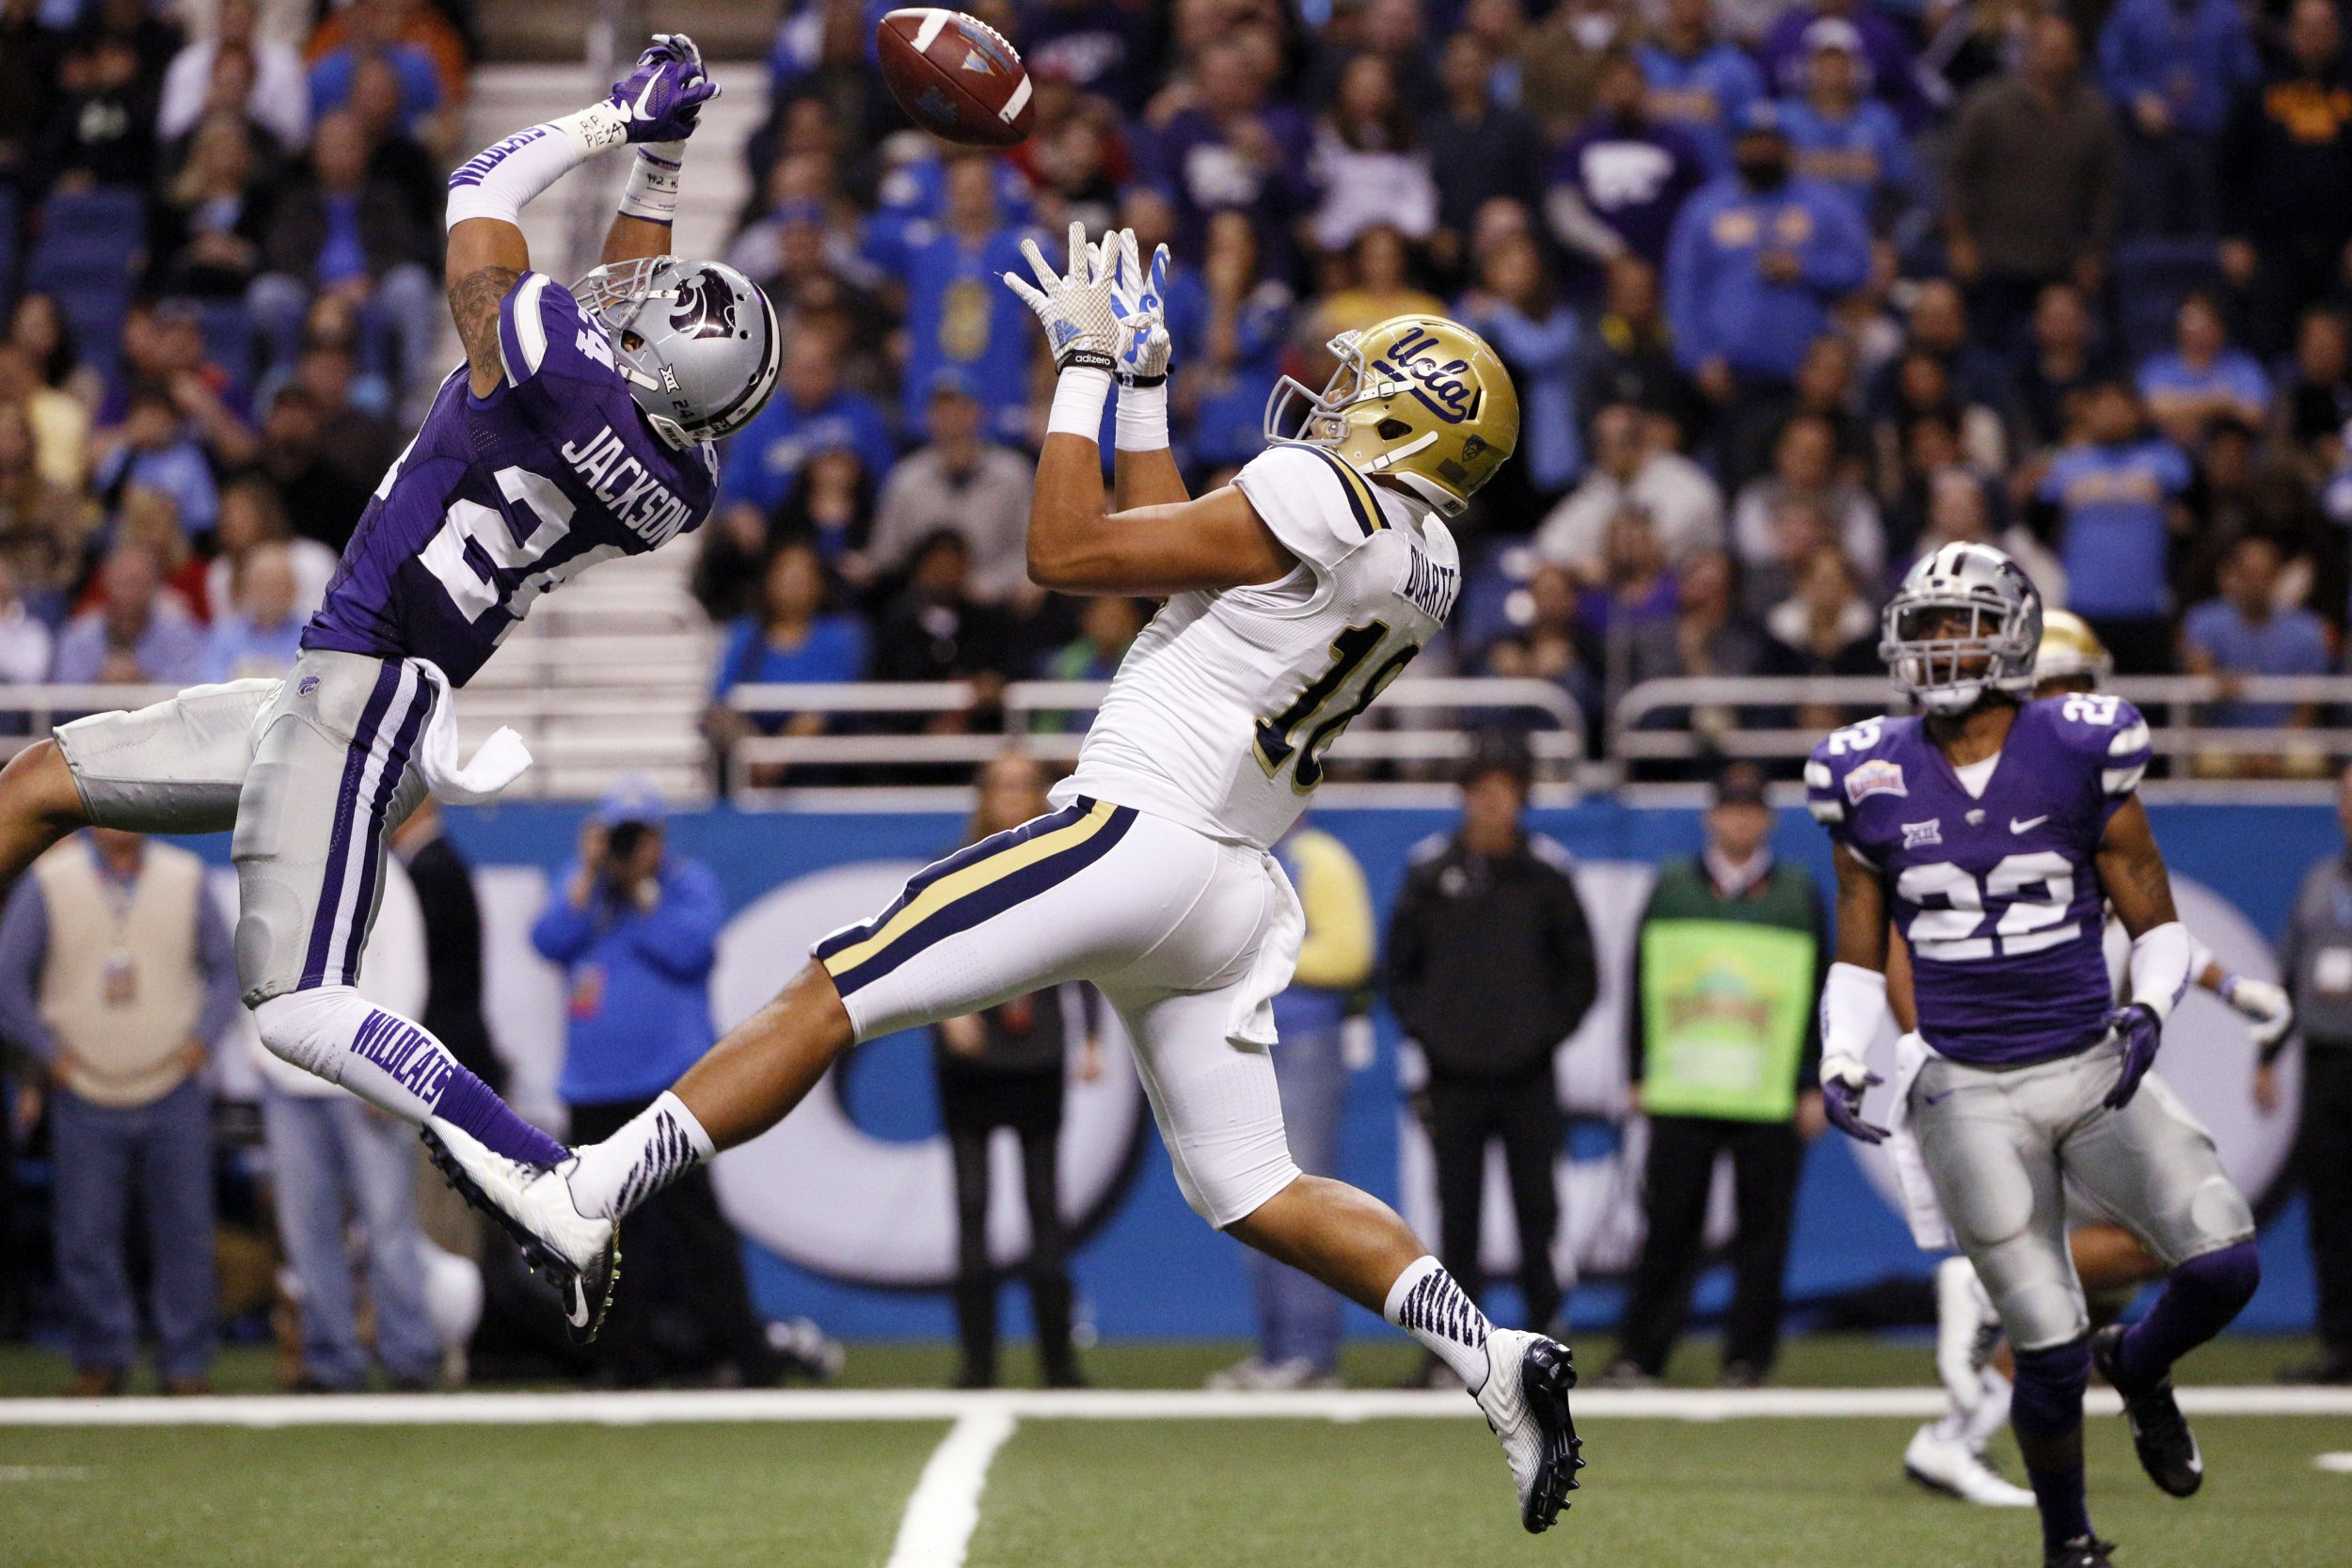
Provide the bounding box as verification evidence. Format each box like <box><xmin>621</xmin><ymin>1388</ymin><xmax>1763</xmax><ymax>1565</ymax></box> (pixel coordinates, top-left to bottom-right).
<box><xmin>0</xmin><ymin>1386</ymin><xmax>2349</xmax><ymax>1427</ymax></box>
<box><xmin>883</xmin><ymin>1409</ymin><xmax>1018</xmax><ymax>1568</ymax></box>
<box><xmin>2315</xmin><ymin>1452</ymin><xmax>2352</xmax><ymax>1473</ymax></box>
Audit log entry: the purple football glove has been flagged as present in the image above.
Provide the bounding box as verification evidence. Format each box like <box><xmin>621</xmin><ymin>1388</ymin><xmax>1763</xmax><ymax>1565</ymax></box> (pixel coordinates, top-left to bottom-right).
<box><xmin>2103</xmin><ymin>1002</ymin><xmax>2162</xmax><ymax>1109</ymax></box>
<box><xmin>1822</xmin><ymin>1062</ymin><xmax>1889</xmax><ymax>1145</ymax></box>
<box><xmin>608</xmin><ymin>36</ymin><xmax>717</xmax><ymax>143</ymax></box>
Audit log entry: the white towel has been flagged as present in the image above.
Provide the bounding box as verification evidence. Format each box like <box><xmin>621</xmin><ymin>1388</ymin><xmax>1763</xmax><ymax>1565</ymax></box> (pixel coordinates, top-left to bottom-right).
<box><xmin>405</xmin><ymin>658</ymin><xmax>532</xmax><ymax>804</ymax></box>
<box><xmin>1886</xmin><ymin>1029</ymin><xmax>1957</xmax><ymax>1252</ymax></box>
<box><xmin>1225</xmin><ymin>850</ymin><xmax>1305</xmax><ymax>1049</ymax></box>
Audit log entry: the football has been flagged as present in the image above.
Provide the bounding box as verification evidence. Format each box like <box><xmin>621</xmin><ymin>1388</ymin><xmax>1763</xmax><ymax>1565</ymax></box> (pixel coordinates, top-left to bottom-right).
<box><xmin>876</xmin><ymin>8</ymin><xmax>1036</xmax><ymax>149</ymax></box>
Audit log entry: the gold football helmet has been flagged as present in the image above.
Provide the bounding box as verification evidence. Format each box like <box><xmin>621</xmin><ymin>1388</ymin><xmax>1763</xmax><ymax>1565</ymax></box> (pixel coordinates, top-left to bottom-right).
<box><xmin>2034</xmin><ymin>609</ymin><xmax>2113</xmax><ymax>690</ymax></box>
<box><xmin>1263</xmin><ymin>314</ymin><xmax>1519</xmax><ymax>517</ymax></box>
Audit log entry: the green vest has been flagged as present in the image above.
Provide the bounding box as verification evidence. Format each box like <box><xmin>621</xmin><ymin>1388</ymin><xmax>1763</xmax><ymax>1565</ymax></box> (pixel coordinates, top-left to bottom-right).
<box><xmin>1638</xmin><ymin>859</ymin><xmax>1819</xmax><ymax>1123</ymax></box>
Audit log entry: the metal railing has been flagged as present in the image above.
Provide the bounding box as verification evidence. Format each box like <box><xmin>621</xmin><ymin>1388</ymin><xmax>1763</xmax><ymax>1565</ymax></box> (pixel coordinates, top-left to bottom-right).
<box><xmin>721</xmin><ymin>677</ymin><xmax>1585</xmax><ymax>799</ymax></box>
<box><xmin>1612</xmin><ymin>673</ymin><xmax>2352</xmax><ymax>771</ymax></box>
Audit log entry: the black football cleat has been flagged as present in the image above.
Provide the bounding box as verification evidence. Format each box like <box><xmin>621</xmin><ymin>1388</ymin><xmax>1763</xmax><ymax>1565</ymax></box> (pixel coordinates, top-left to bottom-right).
<box><xmin>2044</xmin><ymin>1534</ymin><xmax>2117</xmax><ymax>1568</ymax></box>
<box><xmin>2091</xmin><ymin>1324</ymin><xmax>2201</xmax><ymax>1497</ymax></box>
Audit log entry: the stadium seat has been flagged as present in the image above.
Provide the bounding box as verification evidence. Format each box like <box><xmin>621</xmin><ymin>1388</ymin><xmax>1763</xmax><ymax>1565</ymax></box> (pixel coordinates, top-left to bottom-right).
<box><xmin>24</xmin><ymin>187</ymin><xmax>147</xmax><ymax>382</ymax></box>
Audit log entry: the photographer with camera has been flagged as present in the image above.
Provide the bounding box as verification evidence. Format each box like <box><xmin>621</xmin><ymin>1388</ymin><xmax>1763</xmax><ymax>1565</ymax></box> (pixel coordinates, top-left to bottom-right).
<box><xmin>531</xmin><ymin>779</ymin><xmax>816</xmax><ymax>1386</ymax></box>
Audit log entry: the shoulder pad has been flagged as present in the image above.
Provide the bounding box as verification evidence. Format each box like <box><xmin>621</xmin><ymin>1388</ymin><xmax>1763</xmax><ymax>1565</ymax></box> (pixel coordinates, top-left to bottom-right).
<box><xmin>2034</xmin><ymin>693</ymin><xmax>2151</xmax><ymax>797</ymax></box>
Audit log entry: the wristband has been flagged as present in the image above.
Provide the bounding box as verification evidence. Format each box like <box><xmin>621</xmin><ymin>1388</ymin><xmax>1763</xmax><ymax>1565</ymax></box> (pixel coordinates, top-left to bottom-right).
<box><xmin>1047</xmin><ymin>367</ymin><xmax>1112</xmax><ymax>440</ymax></box>
<box><xmin>1115</xmin><ymin>380</ymin><xmax>1169</xmax><ymax>451</ymax></box>
<box><xmin>1820</xmin><ymin>960</ymin><xmax>1890</xmax><ymax>1069</ymax></box>
<box><xmin>618</xmin><ymin>140</ymin><xmax>685</xmax><ymax>225</ymax></box>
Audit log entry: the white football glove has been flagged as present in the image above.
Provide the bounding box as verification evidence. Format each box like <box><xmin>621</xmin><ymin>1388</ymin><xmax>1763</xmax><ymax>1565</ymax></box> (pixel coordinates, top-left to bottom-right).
<box><xmin>1109</xmin><ymin>228</ymin><xmax>1172</xmax><ymax>387</ymax></box>
<box><xmin>2221</xmin><ymin>974</ymin><xmax>2293</xmax><ymax>1050</ymax></box>
<box><xmin>1003</xmin><ymin>220</ymin><xmax>1119</xmax><ymax>375</ymax></box>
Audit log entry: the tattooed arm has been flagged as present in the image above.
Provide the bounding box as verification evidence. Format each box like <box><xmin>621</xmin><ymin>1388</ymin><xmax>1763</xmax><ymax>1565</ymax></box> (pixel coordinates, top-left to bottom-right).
<box><xmin>2096</xmin><ymin>795</ymin><xmax>2181</xmax><ymax>939</ymax></box>
<box><xmin>447</xmin><ymin>218</ymin><xmax>530</xmax><ymax>399</ymax></box>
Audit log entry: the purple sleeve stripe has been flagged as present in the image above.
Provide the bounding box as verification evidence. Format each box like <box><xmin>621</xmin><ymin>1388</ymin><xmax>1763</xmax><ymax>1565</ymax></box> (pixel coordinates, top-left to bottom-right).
<box><xmin>448</xmin><ymin>124</ymin><xmax>549</xmax><ymax>190</ymax></box>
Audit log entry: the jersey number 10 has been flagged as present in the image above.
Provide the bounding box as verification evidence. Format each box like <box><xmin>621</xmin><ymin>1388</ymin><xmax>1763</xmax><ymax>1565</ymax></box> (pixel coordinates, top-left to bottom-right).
<box><xmin>1253</xmin><ymin>621</ymin><xmax>1420</xmax><ymax>794</ymax></box>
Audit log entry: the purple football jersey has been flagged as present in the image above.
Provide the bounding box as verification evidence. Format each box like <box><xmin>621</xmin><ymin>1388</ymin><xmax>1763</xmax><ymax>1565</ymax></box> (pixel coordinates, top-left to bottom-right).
<box><xmin>304</xmin><ymin>272</ymin><xmax>717</xmax><ymax>686</ymax></box>
<box><xmin>1805</xmin><ymin>695</ymin><xmax>2155</xmax><ymax>1066</ymax></box>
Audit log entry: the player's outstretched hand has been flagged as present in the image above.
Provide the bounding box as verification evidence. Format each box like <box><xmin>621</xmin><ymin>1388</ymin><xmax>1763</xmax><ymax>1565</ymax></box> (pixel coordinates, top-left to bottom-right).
<box><xmin>1004</xmin><ymin>221</ymin><xmax>1119</xmax><ymax>375</ymax></box>
<box><xmin>1820</xmin><ymin>1055</ymin><xmax>1888</xmax><ymax>1144</ymax></box>
<box><xmin>609</xmin><ymin>37</ymin><xmax>718</xmax><ymax>143</ymax></box>
<box><xmin>2221</xmin><ymin>974</ymin><xmax>2293</xmax><ymax>1050</ymax></box>
<box><xmin>1109</xmin><ymin>228</ymin><xmax>1173</xmax><ymax>386</ymax></box>
<box><xmin>2103</xmin><ymin>1003</ymin><xmax>2162</xmax><ymax>1109</ymax></box>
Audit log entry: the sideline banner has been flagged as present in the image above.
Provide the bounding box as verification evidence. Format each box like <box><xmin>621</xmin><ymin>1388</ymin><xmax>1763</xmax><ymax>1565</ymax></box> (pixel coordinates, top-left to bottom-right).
<box><xmin>183</xmin><ymin>801</ymin><xmax>2330</xmax><ymax>1339</ymax></box>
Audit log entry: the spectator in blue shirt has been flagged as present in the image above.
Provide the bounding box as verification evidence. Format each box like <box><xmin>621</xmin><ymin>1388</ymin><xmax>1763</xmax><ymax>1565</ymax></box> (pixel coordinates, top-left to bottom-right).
<box><xmin>93</xmin><ymin>393</ymin><xmax>218</xmax><ymax>540</ymax></box>
<box><xmin>2097</xmin><ymin>0</ymin><xmax>2259</xmax><ymax>235</ymax></box>
<box><xmin>2139</xmin><ymin>292</ymin><xmax>2272</xmax><ymax>449</ymax></box>
<box><xmin>2034</xmin><ymin>380</ymin><xmax>2193</xmax><ymax>672</ymax></box>
<box><xmin>2182</xmin><ymin>532</ymin><xmax>2333</xmax><ymax>735</ymax></box>
<box><xmin>199</xmin><ymin>543</ymin><xmax>305</xmax><ymax>683</ymax></box>
<box><xmin>716</xmin><ymin>333</ymin><xmax>896</xmax><ymax>537</ymax></box>
<box><xmin>1459</xmin><ymin>231</ymin><xmax>1584</xmax><ymax>516</ymax></box>
<box><xmin>1549</xmin><ymin>48</ymin><xmax>1709</xmax><ymax>271</ymax></box>
<box><xmin>705</xmin><ymin>541</ymin><xmax>870</xmax><ymax>784</ymax></box>
<box><xmin>1664</xmin><ymin>103</ymin><xmax>1871</xmax><ymax>404</ymax></box>
<box><xmin>52</xmin><ymin>544</ymin><xmax>206</xmax><ymax>685</ymax></box>
<box><xmin>1640</xmin><ymin>0</ymin><xmax>1767</xmax><ymax>174</ymax></box>
<box><xmin>532</xmin><ymin>780</ymin><xmax>786</xmax><ymax>1386</ymax></box>
<box><xmin>1187</xmin><ymin>211</ymin><xmax>1295</xmax><ymax>473</ymax></box>
<box><xmin>1779</xmin><ymin>20</ymin><xmax>1920</xmax><ymax>237</ymax></box>
<box><xmin>870</xmin><ymin>154</ymin><xmax>1040</xmax><ymax>445</ymax></box>
<box><xmin>308</xmin><ymin>31</ymin><xmax>441</xmax><ymax>139</ymax></box>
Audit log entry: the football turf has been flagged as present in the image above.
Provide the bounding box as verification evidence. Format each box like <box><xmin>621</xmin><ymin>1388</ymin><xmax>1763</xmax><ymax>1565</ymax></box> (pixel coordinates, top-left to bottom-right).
<box><xmin>1</xmin><ymin>1340</ymin><xmax>2345</xmax><ymax>1568</ymax></box>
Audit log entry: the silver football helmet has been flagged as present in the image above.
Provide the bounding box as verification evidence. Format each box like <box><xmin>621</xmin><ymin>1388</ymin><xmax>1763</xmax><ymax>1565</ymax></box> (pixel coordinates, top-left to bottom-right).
<box><xmin>1881</xmin><ymin>542</ymin><xmax>2042</xmax><ymax>715</ymax></box>
<box><xmin>572</xmin><ymin>256</ymin><xmax>779</xmax><ymax>447</ymax></box>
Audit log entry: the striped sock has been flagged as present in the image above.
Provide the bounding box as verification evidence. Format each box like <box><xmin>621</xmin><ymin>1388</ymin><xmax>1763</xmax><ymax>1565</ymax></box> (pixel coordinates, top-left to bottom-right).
<box><xmin>566</xmin><ymin>1091</ymin><xmax>715</xmax><ymax>1221</ymax></box>
<box><xmin>1383</xmin><ymin>1256</ymin><xmax>1494</xmax><ymax>1392</ymax></box>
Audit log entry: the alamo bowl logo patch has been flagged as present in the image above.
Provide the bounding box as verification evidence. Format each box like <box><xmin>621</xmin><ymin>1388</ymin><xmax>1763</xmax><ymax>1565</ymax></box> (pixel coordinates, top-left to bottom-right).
<box><xmin>1844</xmin><ymin>757</ymin><xmax>1907</xmax><ymax>805</ymax></box>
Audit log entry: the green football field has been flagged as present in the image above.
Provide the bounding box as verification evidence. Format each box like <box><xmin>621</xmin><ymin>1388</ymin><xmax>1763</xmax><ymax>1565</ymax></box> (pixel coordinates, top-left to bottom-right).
<box><xmin>1</xmin><ymin>1338</ymin><xmax>2346</xmax><ymax>1568</ymax></box>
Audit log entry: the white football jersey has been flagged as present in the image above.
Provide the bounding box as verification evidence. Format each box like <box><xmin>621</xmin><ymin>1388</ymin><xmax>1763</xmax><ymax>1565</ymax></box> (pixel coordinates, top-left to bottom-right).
<box><xmin>1055</xmin><ymin>443</ymin><xmax>1461</xmax><ymax>848</ymax></box>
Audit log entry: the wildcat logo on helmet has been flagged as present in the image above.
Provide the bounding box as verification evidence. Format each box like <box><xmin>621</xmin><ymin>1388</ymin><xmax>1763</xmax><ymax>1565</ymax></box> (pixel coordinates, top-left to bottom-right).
<box><xmin>666</xmin><ymin>270</ymin><xmax>739</xmax><ymax>340</ymax></box>
<box><xmin>1373</xmin><ymin>325</ymin><xmax>1482</xmax><ymax>424</ymax></box>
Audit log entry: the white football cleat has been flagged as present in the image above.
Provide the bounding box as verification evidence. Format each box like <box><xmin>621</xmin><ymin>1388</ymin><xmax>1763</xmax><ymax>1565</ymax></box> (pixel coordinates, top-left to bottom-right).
<box><xmin>421</xmin><ymin>1118</ymin><xmax>618</xmax><ymax>1344</ymax></box>
<box><xmin>1904</xmin><ymin>1422</ymin><xmax>2036</xmax><ymax>1507</ymax></box>
<box><xmin>1475</xmin><ymin>1328</ymin><xmax>1584</xmax><ymax>1533</ymax></box>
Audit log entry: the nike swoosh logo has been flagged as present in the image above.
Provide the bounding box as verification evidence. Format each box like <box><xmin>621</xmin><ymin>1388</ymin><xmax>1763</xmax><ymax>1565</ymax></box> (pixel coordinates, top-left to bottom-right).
<box><xmin>631</xmin><ymin>78</ymin><xmax>660</xmax><ymax>119</ymax></box>
<box><xmin>1923</xmin><ymin>1090</ymin><xmax>1954</xmax><ymax>1104</ymax></box>
<box><xmin>2010</xmin><ymin>816</ymin><xmax>2048</xmax><ymax>834</ymax></box>
<box><xmin>564</xmin><ymin>1282</ymin><xmax>591</xmax><ymax>1327</ymax></box>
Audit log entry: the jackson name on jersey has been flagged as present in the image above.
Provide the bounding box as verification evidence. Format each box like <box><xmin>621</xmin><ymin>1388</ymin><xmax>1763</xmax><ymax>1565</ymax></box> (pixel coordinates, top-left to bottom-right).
<box><xmin>1056</xmin><ymin>442</ymin><xmax>1460</xmax><ymax>850</ymax></box>
<box><xmin>1804</xmin><ymin>693</ymin><xmax>2154</xmax><ymax>1067</ymax></box>
<box><xmin>302</xmin><ymin>272</ymin><xmax>718</xmax><ymax>686</ymax></box>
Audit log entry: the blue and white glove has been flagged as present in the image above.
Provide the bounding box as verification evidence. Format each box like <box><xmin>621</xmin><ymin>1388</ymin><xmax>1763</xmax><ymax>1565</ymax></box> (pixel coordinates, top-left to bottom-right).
<box><xmin>2103</xmin><ymin>1002</ymin><xmax>2162</xmax><ymax>1109</ymax></box>
<box><xmin>1820</xmin><ymin>1053</ymin><xmax>1888</xmax><ymax>1145</ymax></box>
<box><xmin>2219</xmin><ymin>974</ymin><xmax>2293</xmax><ymax>1051</ymax></box>
<box><xmin>608</xmin><ymin>35</ymin><xmax>718</xmax><ymax>144</ymax></box>
<box><xmin>1109</xmin><ymin>228</ymin><xmax>1172</xmax><ymax>388</ymax></box>
<box><xmin>1004</xmin><ymin>221</ymin><xmax>1119</xmax><ymax>375</ymax></box>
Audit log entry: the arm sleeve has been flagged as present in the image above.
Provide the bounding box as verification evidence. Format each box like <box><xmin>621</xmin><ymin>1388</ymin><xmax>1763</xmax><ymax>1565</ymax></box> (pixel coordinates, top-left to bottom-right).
<box><xmin>193</xmin><ymin>890</ymin><xmax>241</xmax><ymax>1050</ymax></box>
<box><xmin>1289</xmin><ymin>834</ymin><xmax>1377</xmax><ymax>991</ymax></box>
<box><xmin>2099</xmin><ymin>698</ymin><xmax>2153</xmax><ymax>802</ymax></box>
<box><xmin>0</xmin><ymin>882</ymin><xmax>53</xmax><ymax>1063</ymax></box>
<box><xmin>530</xmin><ymin>868</ymin><xmax>599</xmax><ymax>963</ymax></box>
<box><xmin>625</xmin><ymin>861</ymin><xmax>724</xmax><ymax>981</ymax></box>
<box><xmin>1232</xmin><ymin>443</ymin><xmax>1384</xmax><ymax>572</ymax></box>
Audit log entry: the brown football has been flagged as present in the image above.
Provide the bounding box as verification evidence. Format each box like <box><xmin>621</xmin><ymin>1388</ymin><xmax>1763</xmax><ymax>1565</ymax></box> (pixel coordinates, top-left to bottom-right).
<box><xmin>876</xmin><ymin>8</ymin><xmax>1036</xmax><ymax>149</ymax></box>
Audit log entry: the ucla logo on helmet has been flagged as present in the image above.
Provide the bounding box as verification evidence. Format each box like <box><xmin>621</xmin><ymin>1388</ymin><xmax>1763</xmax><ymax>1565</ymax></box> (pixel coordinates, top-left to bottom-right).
<box><xmin>668</xmin><ymin>270</ymin><xmax>739</xmax><ymax>341</ymax></box>
<box><xmin>1373</xmin><ymin>325</ymin><xmax>1479</xmax><ymax>424</ymax></box>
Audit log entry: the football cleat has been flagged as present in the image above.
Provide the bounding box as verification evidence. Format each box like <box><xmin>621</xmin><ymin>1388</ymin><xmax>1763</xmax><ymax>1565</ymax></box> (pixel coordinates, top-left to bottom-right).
<box><xmin>1476</xmin><ymin>1329</ymin><xmax>1584</xmax><ymax>1533</ymax></box>
<box><xmin>421</xmin><ymin>1119</ymin><xmax>619</xmax><ymax>1345</ymax></box>
<box><xmin>2090</xmin><ymin>1325</ymin><xmax>2202</xmax><ymax>1497</ymax></box>
<box><xmin>2044</xmin><ymin>1535</ymin><xmax>2117</xmax><ymax>1568</ymax></box>
<box><xmin>1903</xmin><ymin>1422</ymin><xmax>2036</xmax><ymax>1507</ymax></box>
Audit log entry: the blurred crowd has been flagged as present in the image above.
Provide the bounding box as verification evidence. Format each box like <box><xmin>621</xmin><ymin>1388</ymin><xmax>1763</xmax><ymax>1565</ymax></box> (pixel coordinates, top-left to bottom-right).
<box><xmin>8</xmin><ymin>0</ymin><xmax>2352</xmax><ymax>765</ymax></box>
